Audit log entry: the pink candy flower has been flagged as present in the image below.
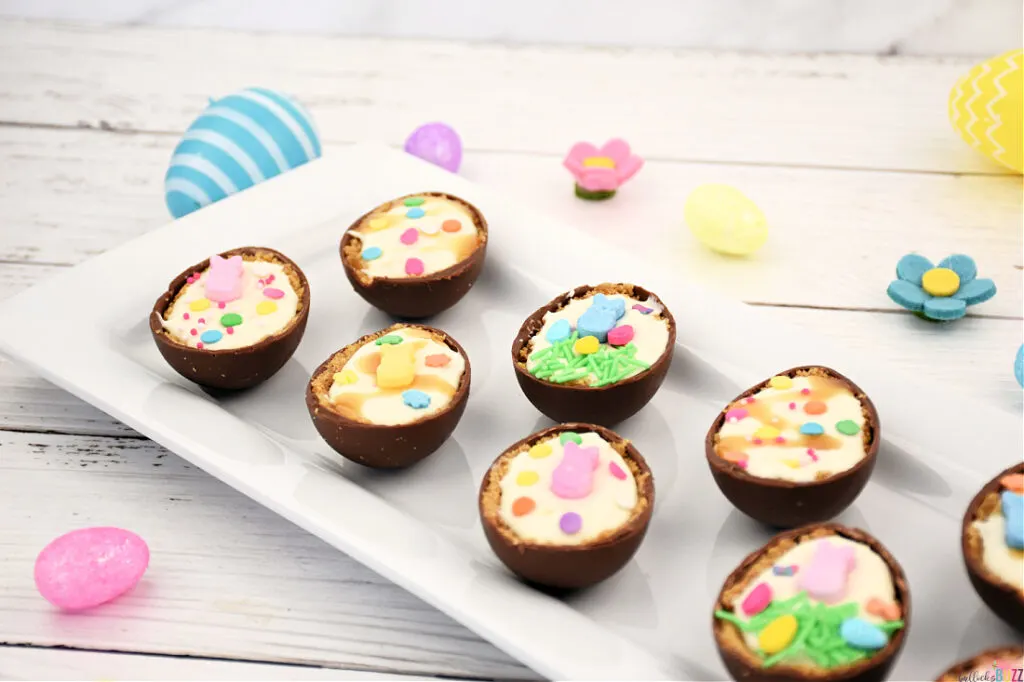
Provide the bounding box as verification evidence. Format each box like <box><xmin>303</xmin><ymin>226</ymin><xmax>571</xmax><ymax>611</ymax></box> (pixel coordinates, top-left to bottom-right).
<box><xmin>563</xmin><ymin>139</ymin><xmax>644</xmax><ymax>199</ymax></box>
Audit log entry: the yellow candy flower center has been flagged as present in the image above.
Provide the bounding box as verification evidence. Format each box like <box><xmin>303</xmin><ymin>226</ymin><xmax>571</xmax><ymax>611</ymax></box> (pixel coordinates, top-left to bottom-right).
<box><xmin>921</xmin><ymin>267</ymin><xmax>960</xmax><ymax>297</ymax></box>
<box><xmin>582</xmin><ymin>156</ymin><xmax>615</xmax><ymax>169</ymax></box>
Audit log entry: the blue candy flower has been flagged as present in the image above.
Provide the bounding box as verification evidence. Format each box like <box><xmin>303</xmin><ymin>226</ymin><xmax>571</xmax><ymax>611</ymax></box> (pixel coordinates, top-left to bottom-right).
<box><xmin>886</xmin><ymin>254</ymin><xmax>996</xmax><ymax>321</ymax></box>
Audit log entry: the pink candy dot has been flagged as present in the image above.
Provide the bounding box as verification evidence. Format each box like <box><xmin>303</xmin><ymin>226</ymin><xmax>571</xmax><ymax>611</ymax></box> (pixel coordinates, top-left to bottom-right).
<box><xmin>182</xmin><ymin>312</ymin><xmax>190</xmax><ymax>320</ymax></box>
<box><xmin>788</xmin><ymin>402</ymin><xmax>796</xmax><ymax>410</ymax></box>
<box><xmin>226</xmin><ymin>327</ymin><xmax>234</xmax><ymax>335</ymax></box>
<box><xmin>196</xmin><ymin>342</ymin><xmax>204</xmax><ymax>349</ymax></box>
<box><xmin>400</xmin><ymin>227</ymin><xmax>419</xmax><ymax>245</ymax></box>
<box><xmin>34</xmin><ymin>527</ymin><xmax>149</xmax><ymax>611</ymax></box>
<box><xmin>775</xmin><ymin>436</ymin><xmax>786</xmax><ymax>444</ymax></box>
<box><xmin>725</xmin><ymin>408</ymin><xmax>749</xmax><ymax>422</ymax></box>
<box><xmin>218</xmin><ymin>301</ymin><xmax>226</xmax><ymax>309</ymax></box>
<box><xmin>752</xmin><ymin>438</ymin><xmax>763</xmax><ymax>445</ymax></box>
<box><xmin>405</xmin><ymin>258</ymin><xmax>425</xmax><ymax>276</ymax></box>
<box><xmin>263</xmin><ymin>287</ymin><xmax>284</xmax><ymax>299</ymax></box>
<box><xmin>198</xmin><ymin>318</ymin><xmax>205</xmax><ymax>325</ymax></box>
<box><xmin>607</xmin><ymin>324</ymin><xmax>635</xmax><ymax>346</ymax></box>
<box><xmin>745</xmin><ymin>397</ymin><xmax>756</xmax><ymax>404</ymax></box>
<box><xmin>801</xmin><ymin>388</ymin><xmax>811</xmax><ymax>395</ymax></box>
<box><xmin>609</xmin><ymin>462</ymin><xmax>627</xmax><ymax>480</ymax></box>
<box><xmin>189</xmin><ymin>328</ymin><xmax>197</xmax><ymax>336</ymax></box>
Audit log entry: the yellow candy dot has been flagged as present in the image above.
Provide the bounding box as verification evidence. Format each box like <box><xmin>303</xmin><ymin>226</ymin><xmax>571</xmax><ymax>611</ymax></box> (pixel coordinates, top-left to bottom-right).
<box><xmin>189</xmin><ymin>298</ymin><xmax>210</xmax><ymax>312</ymax></box>
<box><xmin>921</xmin><ymin>267</ymin><xmax>960</xmax><ymax>297</ymax></box>
<box><xmin>758</xmin><ymin>614</ymin><xmax>798</xmax><ymax>654</ymax></box>
<box><xmin>783</xmin><ymin>459</ymin><xmax>801</xmax><ymax>469</ymax></box>
<box><xmin>529</xmin><ymin>443</ymin><xmax>553</xmax><ymax>459</ymax></box>
<box><xmin>754</xmin><ymin>425</ymin><xmax>781</xmax><ymax>440</ymax></box>
<box><xmin>333</xmin><ymin>369</ymin><xmax>359</xmax><ymax>385</ymax></box>
<box><xmin>582</xmin><ymin>156</ymin><xmax>616</xmax><ymax>169</ymax></box>
<box><xmin>256</xmin><ymin>300</ymin><xmax>278</xmax><ymax>315</ymax></box>
<box><xmin>367</xmin><ymin>217</ymin><xmax>389</xmax><ymax>231</ymax></box>
<box><xmin>769</xmin><ymin>375</ymin><xmax>793</xmax><ymax>390</ymax></box>
<box><xmin>516</xmin><ymin>471</ymin><xmax>540</xmax><ymax>486</ymax></box>
<box><xmin>574</xmin><ymin>336</ymin><xmax>600</xmax><ymax>355</ymax></box>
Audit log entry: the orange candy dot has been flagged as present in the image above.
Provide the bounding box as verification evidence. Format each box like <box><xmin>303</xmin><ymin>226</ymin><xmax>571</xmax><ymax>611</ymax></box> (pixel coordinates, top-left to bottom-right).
<box><xmin>1000</xmin><ymin>473</ymin><xmax>1024</xmax><ymax>493</ymax></box>
<box><xmin>866</xmin><ymin>597</ymin><xmax>901</xmax><ymax>621</ymax></box>
<box><xmin>803</xmin><ymin>400</ymin><xmax>827</xmax><ymax>415</ymax></box>
<box><xmin>424</xmin><ymin>353</ymin><xmax>451</xmax><ymax>367</ymax></box>
<box><xmin>442</xmin><ymin>219</ymin><xmax>462</xmax><ymax>233</ymax></box>
<box><xmin>511</xmin><ymin>497</ymin><xmax>535</xmax><ymax>517</ymax></box>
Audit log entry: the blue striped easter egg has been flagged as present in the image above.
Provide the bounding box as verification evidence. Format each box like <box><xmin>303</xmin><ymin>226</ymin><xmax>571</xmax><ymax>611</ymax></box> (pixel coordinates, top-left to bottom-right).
<box><xmin>165</xmin><ymin>87</ymin><xmax>321</xmax><ymax>218</ymax></box>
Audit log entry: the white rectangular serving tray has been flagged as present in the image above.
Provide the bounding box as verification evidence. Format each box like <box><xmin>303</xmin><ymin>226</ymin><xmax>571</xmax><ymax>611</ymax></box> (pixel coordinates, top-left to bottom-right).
<box><xmin>1</xmin><ymin>144</ymin><xmax>1020</xmax><ymax>681</ymax></box>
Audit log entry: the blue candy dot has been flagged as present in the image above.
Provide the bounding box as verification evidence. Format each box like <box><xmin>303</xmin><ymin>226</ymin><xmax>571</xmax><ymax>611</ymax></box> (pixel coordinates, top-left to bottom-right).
<box><xmin>200</xmin><ymin>329</ymin><xmax>223</xmax><ymax>345</ymax></box>
<box><xmin>840</xmin><ymin>617</ymin><xmax>887</xmax><ymax>650</ymax></box>
<box><xmin>362</xmin><ymin>246</ymin><xmax>382</xmax><ymax>261</ymax></box>
<box><xmin>546</xmin><ymin>319</ymin><xmax>572</xmax><ymax>343</ymax></box>
<box><xmin>402</xmin><ymin>389</ymin><xmax>431</xmax><ymax>409</ymax></box>
<box><xmin>406</xmin><ymin>207</ymin><xmax>425</xmax><ymax>219</ymax></box>
<box><xmin>799</xmin><ymin>422</ymin><xmax>824</xmax><ymax>436</ymax></box>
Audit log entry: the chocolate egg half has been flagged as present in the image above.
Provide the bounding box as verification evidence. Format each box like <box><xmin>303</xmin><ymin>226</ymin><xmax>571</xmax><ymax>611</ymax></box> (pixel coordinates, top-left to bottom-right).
<box><xmin>479</xmin><ymin>422</ymin><xmax>654</xmax><ymax>590</ymax></box>
<box><xmin>340</xmin><ymin>192</ymin><xmax>488</xmax><ymax>319</ymax></box>
<box><xmin>713</xmin><ymin>523</ymin><xmax>910</xmax><ymax>682</ymax></box>
<box><xmin>706</xmin><ymin>366</ymin><xmax>879</xmax><ymax>528</ymax></box>
<box><xmin>306</xmin><ymin>324</ymin><xmax>470</xmax><ymax>469</ymax></box>
<box><xmin>511</xmin><ymin>283</ymin><xmax>676</xmax><ymax>426</ymax></box>
<box><xmin>962</xmin><ymin>462</ymin><xmax>1024</xmax><ymax>631</ymax></box>
<box><xmin>149</xmin><ymin>246</ymin><xmax>310</xmax><ymax>390</ymax></box>
<box><xmin>935</xmin><ymin>645</ymin><xmax>1023</xmax><ymax>681</ymax></box>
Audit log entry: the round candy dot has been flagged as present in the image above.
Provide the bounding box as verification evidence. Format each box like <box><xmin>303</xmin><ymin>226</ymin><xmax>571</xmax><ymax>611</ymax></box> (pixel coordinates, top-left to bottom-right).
<box><xmin>218</xmin><ymin>301</ymin><xmax>226</xmax><ymax>309</ymax></box>
<box><xmin>759</xmin><ymin>614</ymin><xmax>798</xmax><ymax>654</ymax></box>
<box><xmin>189</xmin><ymin>328</ymin><xmax>197</xmax><ymax>336</ymax></box>
<box><xmin>725</xmin><ymin>408</ymin><xmax>749</xmax><ymax>422</ymax></box>
<box><xmin>262</xmin><ymin>287</ymin><xmax>285</xmax><ymax>300</ymax></box>
<box><xmin>546</xmin><ymin>319</ymin><xmax>572</xmax><ymax>343</ymax></box>
<box><xmin>375</xmin><ymin>334</ymin><xmax>403</xmax><ymax>345</ymax></box>
<box><xmin>402</xmin><ymin>389</ymin><xmax>431</xmax><ymax>409</ymax></box>
<box><xmin>775</xmin><ymin>436</ymin><xmax>786</xmax><ymax>444</ymax></box>
<box><xmin>769</xmin><ymin>375</ymin><xmax>793</xmax><ymax>390</ymax></box>
<box><xmin>745</xmin><ymin>397</ymin><xmax>756</xmax><ymax>404</ymax></box>
<box><xmin>361</xmin><ymin>246</ymin><xmax>383</xmax><ymax>261</ymax></box>
<box><xmin>516</xmin><ymin>471</ymin><xmax>540</xmax><ymax>486</ymax></box>
<box><xmin>34</xmin><ymin>527</ymin><xmax>150</xmax><ymax>610</ymax></box>
<box><xmin>189</xmin><ymin>298</ymin><xmax>210</xmax><ymax>312</ymax></box>
<box><xmin>406</xmin><ymin>207</ymin><xmax>426</xmax><ymax>219</ymax></box>
<box><xmin>226</xmin><ymin>327</ymin><xmax>234</xmax><ymax>335</ymax></box>
<box><xmin>405</xmin><ymin>257</ymin><xmax>425</xmax><ymax>276</ymax></box>
<box><xmin>788</xmin><ymin>402</ymin><xmax>797</xmax><ymax>410</ymax></box>
<box><xmin>800</xmin><ymin>388</ymin><xmax>811</xmax><ymax>395</ymax></box>
<box><xmin>559</xmin><ymin>432</ymin><xmax>582</xmax><ymax>445</ymax></box>
<box><xmin>800</xmin><ymin>422</ymin><xmax>825</xmax><ymax>436</ymax></box>
<box><xmin>840</xmin><ymin>617</ymin><xmax>888</xmax><ymax>650</ymax></box>
<box><xmin>196</xmin><ymin>342</ymin><xmax>203</xmax><ymax>349</ymax></box>
<box><xmin>400</xmin><ymin>228</ymin><xmax>419</xmax><ymax>245</ymax></box>
<box><xmin>220</xmin><ymin>313</ymin><xmax>242</xmax><ymax>327</ymax></box>
<box><xmin>754</xmin><ymin>425</ymin><xmax>780</xmax><ymax>440</ymax></box>
<box><xmin>256</xmin><ymin>301</ymin><xmax>277</xmax><ymax>315</ymax></box>
<box><xmin>921</xmin><ymin>267</ymin><xmax>960</xmax><ymax>297</ymax></box>
<box><xmin>200</xmin><ymin>329</ymin><xmax>223</xmax><ymax>345</ymax></box>
<box><xmin>804</xmin><ymin>400</ymin><xmax>827</xmax><ymax>415</ymax></box>
<box><xmin>511</xmin><ymin>497</ymin><xmax>535</xmax><ymax>517</ymax></box>
<box><xmin>573</xmin><ymin>335</ymin><xmax>600</xmax><ymax>355</ymax></box>
<box><xmin>197</xmin><ymin>318</ymin><xmax>206</xmax><ymax>325</ymax></box>
<box><xmin>607</xmin><ymin>325</ymin><xmax>635</xmax><ymax>346</ymax></box>
<box><xmin>368</xmin><ymin>217</ymin><xmax>389</xmax><ymax>231</ymax></box>
<box><xmin>333</xmin><ymin>369</ymin><xmax>359</xmax><ymax>385</ymax></box>
<box><xmin>424</xmin><ymin>353</ymin><xmax>450</xmax><ymax>367</ymax></box>
<box><xmin>529</xmin><ymin>443</ymin><xmax>553</xmax><ymax>459</ymax></box>
<box><xmin>835</xmin><ymin>420</ymin><xmax>861</xmax><ymax>436</ymax></box>
<box><xmin>609</xmin><ymin>462</ymin><xmax>627</xmax><ymax>480</ymax></box>
<box><xmin>182</xmin><ymin>312</ymin><xmax>190</xmax><ymax>320</ymax></box>
<box><xmin>403</xmin><ymin>197</ymin><xmax>425</xmax><ymax>207</ymax></box>
<box><xmin>559</xmin><ymin>512</ymin><xmax>582</xmax><ymax>535</ymax></box>
<box><xmin>442</xmin><ymin>219</ymin><xmax>462</xmax><ymax>233</ymax></box>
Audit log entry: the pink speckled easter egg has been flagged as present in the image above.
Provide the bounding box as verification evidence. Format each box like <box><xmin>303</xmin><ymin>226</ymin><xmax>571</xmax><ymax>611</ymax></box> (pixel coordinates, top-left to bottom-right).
<box><xmin>34</xmin><ymin>527</ymin><xmax>149</xmax><ymax>610</ymax></box>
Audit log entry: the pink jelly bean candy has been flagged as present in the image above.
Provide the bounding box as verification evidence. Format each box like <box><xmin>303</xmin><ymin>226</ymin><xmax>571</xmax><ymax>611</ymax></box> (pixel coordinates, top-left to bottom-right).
<box><xmin>551</xmin><ymin>441</ymin><xmax>600</xmax><ymax>499</ymax></box>
<box><xmin>798</xmin><ymin>540</ymin><xmax>856</xmax><ymax>603</ymax></box>
<box><xmin>400</xmin><ymin>228</ymin><xmax>419</xmax><ymax>245</ymax></box>
<box><xmin>742</xmin><ymin>582</ymin><xmax>772</xmax><ymax>616</ymax></box>
<box><xmin>34</xmin><ymin>527</ymin><xmax>149</xmax><ymax>611</ymax></box>
<box><xmin>607</xmin><ymin>324</ymin><xmax>635</xmax><ymax>346</ymax></box>
<box><xmin>405</xmin><ymin>258</ymin><xmax>425</xmax><ymax>276</ymax></box>
<box><xmin>263</xmin><ymin>287</ymin><xmax>285</xmax><ymax>299</ymax></box>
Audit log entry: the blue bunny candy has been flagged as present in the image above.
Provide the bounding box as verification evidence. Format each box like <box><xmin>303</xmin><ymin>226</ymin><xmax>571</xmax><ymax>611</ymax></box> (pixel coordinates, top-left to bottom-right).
<box><xmin>1001</xmin><ymin>490</ymin><xmax>1023</xmax><ymax>550</ymax></box>
<box><xmin>576</xmin><ymin>294</ymin><xmax>626</xmax><ymax>343</ymax></box>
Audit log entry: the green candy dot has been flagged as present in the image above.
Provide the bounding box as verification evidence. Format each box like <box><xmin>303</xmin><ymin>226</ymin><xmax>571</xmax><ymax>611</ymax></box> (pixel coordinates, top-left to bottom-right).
<box><xmin>559</xmin><ymin>432</ymin><xmax>582</xmax><ymax>445</ymax></box>
<box><xmin>835</xmin><ymin>420</ymin><xmax>860</xmax><ymax>436</ymax></box>
<box><xmin>403</xmin><ymin>197</ymin><xmax>425</xmax><ymax>207</ymax></box>
<box><xmin>375</xmin><ymin>334</ymin><xmax>403</xmax><ymax>346</ymax></box>
<box><xmin>220</xmin><ymin>313</ymin><xmax>243</xmax><ymax>327</ymax></box>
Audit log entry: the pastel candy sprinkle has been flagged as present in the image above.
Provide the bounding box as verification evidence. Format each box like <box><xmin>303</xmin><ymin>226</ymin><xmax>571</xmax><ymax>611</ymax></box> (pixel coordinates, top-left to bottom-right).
<box><xmin>516</xmin><ymin>471</ymin><xmax>540</xmax><ymax>486</ymax></box>
<box><xmin>551</xmin><ymin>441</ymin><xmax>600</xmax><ymax>499</ymax></box>
<box><xmin>609</xmin><ymin>461</ymin><xmax>627</xmax><ymax>480</ymax></box>
<box><xmin>758</xmin><ymin>614</ymin><xmax>798</xmax><ymax>655</ymax></box>
<box><xmin>559</xmin><ymin>512</ymin><xmax>582</xmax><ymax>535</ymax></box>
<box><xmin>189</xmin><ymin>298</ymin><xmax>211</xmax><ymax>312</ymax></box>
<box><xmin>200</xmin><ymin>329</ymin><xmax>223</xmax><ymax>344</ymax></box>
<box><xmin>361</xmin><ymin>246</ymin><xmax>383</xmax><ymax>261</ymax></box>
<box><xmin>559</xmin><ymin>432</ymin><xmax>582</xmax><ymax>445</ymax></box>
<box><xmin>333</xmin><ymin>369</ymin><xmax>359</xmax><ymax>385</ymax></box>
<box><xmin>741</xmin><ymin>582</ymin><xmax>772</xmax><ymax>615</ymax></box>
<box><xmin>754</xmin><ymin>425</ymin><xmax>780</xmax><ymax>440</ymax></box>
<box><xmin>368</xmin><ymin>217</ymin><xmax>389</xmax><ymax>230</ymax></box>
<box><xmin>375</xmin><ymin>335</ymin><xmax>403</xmax><ymax>345</ymax></box>
<box><xmin>801</xmin><ymin>388</ymin><xmax>811</xmax><ymax>395</ymax></box>
<box><xmin>263</xmin><ymin>287</ymin><xmax>285</xmax><ymax>299</ymax></box>
<box><xmin>256</xmin><ymin>301</ymin><xmax>277</xmax><ymax>315</ymax></box>
<box><xmin>512</xmin><ymin>497</ymin><xmax>535</xmax><ymax>517</ymax></box>
<box><xmin>546</xmin><ymin>319</ymin><xmax>572</xmax><ymax>343</ymax></box>
<box><xmin>804</xmin><ymin>400</ymin><xmax>827</xmax><ymax>415</ymax></box>
<box><xmin>402</xmin><ymin>389</ymin><xmax>431</xmax><ymax>409</ymax></box>
<box><xmin>405</xmin><ymin>257</ymin><xmax>425</xmax><ymax>276</ymax></box>
<box><xmin>1001</xmin><ymin>491</ymin><xmax>1024</xmax><ymax>550</ymax></box>
<box><xmin>607</xmin><ymin>325</ymin><xmax>635</xmax><ymax>346</ymax></box>
<box><xmin>769</xmin><ymin>375</ymin><xmax>793</xmax><ymax>390</ymax></box>
<box><xmin>798</xmin><ymin>540</ymin><xmax>856</xmax><ymax>602</ymax></box>
<box><xmin>835</xmin><ymin>420</ymin><xmax>860</xmax><ymax>436</ymax></box>
<box><xmin>442</xmin><ymin>219</ymin><xmax>462</xmax><ymax>232</ymax></box>
<box><xmin>632</xmin><ymin>304</ymin><xmax>653</xmax><ymax>314</ymax></box>
<box><xmin>34</xmin><ymin>527</ymin><xmax>149</xmax><ymax>610</ymax></box>
<box><xmin>528</xmin><ymin>443</ymin><xmax>553</xmax><ymax>459</ymax></box>
<box><xmin>403</xmin><ymin>197</ymin><xmax>425</xmax><ymax>206</ymax></box>
<box><xmin>840</xmin><ymin>617</ymin><xmax>888</xmax><ymax>650</ymax></box>
<box><xmin>226</xmin><ymin>327</ymin><xmax>235</xmax><ymax>335</ymax></box>
<box><xmin>725</xmin><ymin>408</ymin><xmax>749</xmax><ymax>422</ymax></box>
<box><xmin>1000</xmin><ymin>473</ymin><xmax>1024</xmax><ymax>493</ymax></box>
<box><xmin>772</xmin><ymin>564</ymin><xmax>798</xmax><ymax>576</ymax></box>
<box><xmin>800</xmin><ymin>422</ymin><xmax>825</xmax><ymax>436</ymax></box>
<box><xmin>424</xmin><ymin>353</ymin><xmax>450</xmax><ymax>367</ymax></box>
<box><xmin>400</xmin><ymin>227</ymin><xmax>419</xmax><ymax>245</ymax></box>
<box><xmin>220</xmin><ymin>313</ymin><xmax>242</xmax><ymax>327</ymax></box>
<box><xmin>573</xmin><ymin>335</ymin><xmax>600</xmax><ymax>355</ymax></box>
<box><xmin>866</xmin><ymin>597</ymin><xmax>902</xmax><ymax>621</ymax></box>
<box><xmin>406</xmin><ymin>207</ymin><xmax>426</xmax><ymax>219</ymax></box>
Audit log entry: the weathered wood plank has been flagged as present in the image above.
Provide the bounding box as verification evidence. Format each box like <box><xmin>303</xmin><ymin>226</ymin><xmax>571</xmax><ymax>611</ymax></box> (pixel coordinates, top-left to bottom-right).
<box><xmin>0</xmin><ymin>19</ymin><xmax>1006</xmax><ymax>174</ymax></box>
<box><xmin>0</xmin><ymin>430</ymin><xmax>534</xmax><ymax>680</ymax></box>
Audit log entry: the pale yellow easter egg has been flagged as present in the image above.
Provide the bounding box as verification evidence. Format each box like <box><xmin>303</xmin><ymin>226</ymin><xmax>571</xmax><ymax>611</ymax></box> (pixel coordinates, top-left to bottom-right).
<box><xmin>684</xmin><ymin>184</ymin><xmax>768</xmax><ymax>256</ymax></box>
<box><xmin>949</xmin><ymin>50</ymin><xmax>1023</xmax><ymax>173</ymax></box>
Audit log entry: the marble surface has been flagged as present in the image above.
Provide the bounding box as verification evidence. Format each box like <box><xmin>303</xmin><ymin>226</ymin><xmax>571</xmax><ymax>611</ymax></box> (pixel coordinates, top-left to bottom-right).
<box><xmin>0</xmin><ymin>0</ymin><xmax>1019</xmax><ymax>56</ymax></box>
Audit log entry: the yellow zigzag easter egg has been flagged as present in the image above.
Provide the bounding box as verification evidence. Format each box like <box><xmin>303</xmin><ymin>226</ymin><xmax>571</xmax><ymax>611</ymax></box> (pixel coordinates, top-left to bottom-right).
<box><xmin>949</xmin><ymin>50</ymin><xmax>1023</xmax><ymax>173</ymax></box>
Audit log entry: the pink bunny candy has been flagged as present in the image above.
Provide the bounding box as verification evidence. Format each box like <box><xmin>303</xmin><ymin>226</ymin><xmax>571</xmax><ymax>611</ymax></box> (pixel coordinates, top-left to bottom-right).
<box><xmin>551</xmin><ymin>441</ymin><xmax>600</xmax><ymax>499</ymax></box>
<box><xmin>204</xmin><ymin>254</ymin><xmax>245</xmax><ymax>303</ymax></box>
<box><xmin>797</xmin><ymin>540</ymin><xmax>857</xmax><ymax>603</ymax></box>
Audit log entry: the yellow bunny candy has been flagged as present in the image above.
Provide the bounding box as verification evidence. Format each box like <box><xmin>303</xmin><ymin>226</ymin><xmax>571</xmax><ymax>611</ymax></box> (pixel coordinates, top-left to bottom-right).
<box><xmin>376</xmin><ymin>343</ymin><xmax>417</xmax><ymax>388</ymax></box>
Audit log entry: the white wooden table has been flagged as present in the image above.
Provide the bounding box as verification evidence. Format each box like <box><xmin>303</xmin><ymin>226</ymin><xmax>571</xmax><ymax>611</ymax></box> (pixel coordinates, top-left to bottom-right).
<box><xmin>0</xmin><ymin>19</ymin><xmax>1021</xmax><ymax>681</ymax></box>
